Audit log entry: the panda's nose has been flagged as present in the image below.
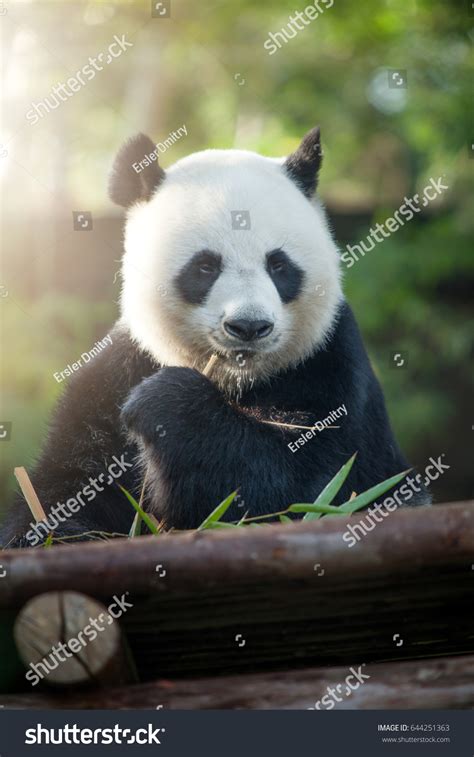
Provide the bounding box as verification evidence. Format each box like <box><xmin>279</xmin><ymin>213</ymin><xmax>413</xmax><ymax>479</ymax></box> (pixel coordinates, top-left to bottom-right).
<box><xmin>224</xmin><ymin>318</ymin><xmax>274</xmax><ymax>341</ymax></box>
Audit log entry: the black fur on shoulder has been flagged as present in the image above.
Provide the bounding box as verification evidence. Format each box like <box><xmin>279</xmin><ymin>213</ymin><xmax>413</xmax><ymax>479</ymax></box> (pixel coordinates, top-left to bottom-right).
<box><xmin>0</xmin><ymin>303</ymin><xmax>429</xmax><ymax>549</ymax></box>
<box><xmin>0</xmin><ymin>327</ymin><xmax>157</xmax><ymax>548</ymax></box>
<box><xmin>283</xmin><ymin>126</ymin><xmax>323</xmax><ymax>197</ymax></box>
<box><xmin>108</xmin><ymin>133</ymin><xmax>166</xmax><ymax>207</ymax></box>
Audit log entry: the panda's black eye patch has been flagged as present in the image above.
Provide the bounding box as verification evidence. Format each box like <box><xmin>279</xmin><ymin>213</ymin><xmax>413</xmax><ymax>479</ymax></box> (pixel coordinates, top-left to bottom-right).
<box><xmin>175</xmin><ymin>250</ymin><xmax>222</xmax><ymax>305</ymax></box>
<box><xmin>266</xmin><ymin>250</ymin><xmax>304</xmax><ymax>304</ymax></box>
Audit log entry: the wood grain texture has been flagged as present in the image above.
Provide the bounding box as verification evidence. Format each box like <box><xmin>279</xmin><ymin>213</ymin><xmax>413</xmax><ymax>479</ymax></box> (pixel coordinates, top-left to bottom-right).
<box><xmin>1</xmin><ymin>655</ymin><xmax>473</xmax><ymax>710</ymax></box>
<box><xmin>1</xmin><ymin>503</ymin><xmax>473</xmax><ymax>680</ymax></box>
<box><xmin>13</xmin><ymin>591</ymin><xmax>135</xmax><ymax>687</ymax></box>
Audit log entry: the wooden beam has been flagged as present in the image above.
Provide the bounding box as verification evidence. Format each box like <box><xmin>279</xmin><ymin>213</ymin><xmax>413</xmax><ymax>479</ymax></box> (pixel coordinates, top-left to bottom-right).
<box><xmin>1</xmin><ymin>504</ymin><xmax>472</xmax><ymax>679</ymax></box>
<box><xmin>1</xmin><ymin>654</ymin><xmax>473</xmax><ymax>710</ymax></box>
<box><xmin>0</xmin><ymin>503</ymin><xmax>472</xmax><ymax>605</ymax></box>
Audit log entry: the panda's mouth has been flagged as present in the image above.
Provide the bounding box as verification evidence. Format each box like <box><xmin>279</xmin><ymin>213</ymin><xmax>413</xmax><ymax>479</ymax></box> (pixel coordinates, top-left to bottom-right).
<box><xmin>208</xmin><ymin>338</ymin><xmax>280</xmax><ymax>362</ymax></box>
<box><xmin>215</xmin><ymin>345</ymin><xmax>257</xmax><ymax>359</ymax></box>
<box><xmin>207</xmin><ymin>325</ymin><xmax>281</xmax><ymax>361</ymax></box>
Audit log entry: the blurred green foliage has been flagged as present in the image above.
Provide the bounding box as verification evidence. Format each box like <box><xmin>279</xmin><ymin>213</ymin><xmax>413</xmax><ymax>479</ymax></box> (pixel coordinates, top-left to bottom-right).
<box><xmin>1</xmin><ymin>297</ymin><xmax>115</xmax><ymax>505</ymax></box>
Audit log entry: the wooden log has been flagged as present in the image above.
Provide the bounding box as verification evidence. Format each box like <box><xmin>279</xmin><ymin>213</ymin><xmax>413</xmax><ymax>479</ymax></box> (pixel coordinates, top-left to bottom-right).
<box><xmin>0</xmin><ymin>503</ymin><xmax>472</xmax><ymax>605</ymax></box>
<box><xmin>13</xmin><ymin>591</ymin><xmax>136</xmax><ymax>688</ymax></box>
<box><xmin>1</xmin><ymin>504</ymin><xmax>472</xmax><ymax>679</ymax></box>
<box><xmin>1</xmin><ymin>654</ymin><xmax>473</xmax><ymax>710</ymax></box>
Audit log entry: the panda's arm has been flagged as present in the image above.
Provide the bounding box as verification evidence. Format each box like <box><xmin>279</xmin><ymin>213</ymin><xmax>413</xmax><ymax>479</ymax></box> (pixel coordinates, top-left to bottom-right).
<box><xmin>121</xmin><ymin>366</ymin><xmax>324</xmax><ymax>530</ymax></box>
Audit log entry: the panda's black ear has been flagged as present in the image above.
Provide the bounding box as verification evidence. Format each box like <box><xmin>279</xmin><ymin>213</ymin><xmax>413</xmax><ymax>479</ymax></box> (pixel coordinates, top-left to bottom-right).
<box><xmin>108</xmin><ymin>133</ymin><xmax>166</xmax><ymax>207</ymax></box>
<box><xmin>283</xmin><ymin>126</ymin><xmax>323</xmax><ymax>198</ymax></box>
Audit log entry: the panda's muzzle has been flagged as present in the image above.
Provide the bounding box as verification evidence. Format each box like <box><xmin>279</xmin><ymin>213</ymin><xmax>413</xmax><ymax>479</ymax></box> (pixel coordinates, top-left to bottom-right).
<box><xmin>223</xmin><ymin>318</ymin><xmax>274</xmax><ymax>342</ymax></box>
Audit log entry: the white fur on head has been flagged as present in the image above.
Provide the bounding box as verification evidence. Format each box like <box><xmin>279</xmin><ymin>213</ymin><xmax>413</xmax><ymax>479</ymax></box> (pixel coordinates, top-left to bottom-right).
<box><xmin>120</xmin><ymin>147</ymin><xmax>343</xmax><ymax>391</ymax></box>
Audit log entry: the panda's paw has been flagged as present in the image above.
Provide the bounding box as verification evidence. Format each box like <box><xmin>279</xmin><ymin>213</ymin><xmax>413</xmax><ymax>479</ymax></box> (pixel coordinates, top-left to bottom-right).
<box><xmin>121</xmin><ymin>367</ymin><xmax>222</xmax><ymax>445</ymax></box>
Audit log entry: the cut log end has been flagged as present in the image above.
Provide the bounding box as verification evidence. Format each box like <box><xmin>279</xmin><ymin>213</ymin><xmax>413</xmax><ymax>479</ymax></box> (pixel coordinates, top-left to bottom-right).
<box><xmin>13</xmin><ymin>591</ymin><xmax>135</xmax><ymax>688</ymax></box>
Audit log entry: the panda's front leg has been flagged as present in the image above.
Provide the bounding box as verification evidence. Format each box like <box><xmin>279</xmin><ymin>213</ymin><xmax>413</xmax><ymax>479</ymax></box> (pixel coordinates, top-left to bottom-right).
<box><xmin>121</xmin><ymin>367</ymin><xmax>301</xmax><ymax>529</ymax></box>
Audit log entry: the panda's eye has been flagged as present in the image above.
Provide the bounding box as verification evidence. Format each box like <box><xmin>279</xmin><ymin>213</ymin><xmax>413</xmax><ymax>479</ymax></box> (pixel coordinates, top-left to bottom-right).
<box><xmin>271</xmin><ymin>261</ymin><xmax>286</xmax><ymax>274</ymax></box>
<box><xmin>199</xmin><ymin>262</ymin><xmax>218</xmax><ymax>274</ymax></box>
<box><xmin>267</xmin><ymin>251</ymin><xmax>288</xmax><ymax>274</ymax></box>
<box><xmin>193</xmin><ymin>252</ymin><xmax>221</xmax><ymax>276</ymax></box>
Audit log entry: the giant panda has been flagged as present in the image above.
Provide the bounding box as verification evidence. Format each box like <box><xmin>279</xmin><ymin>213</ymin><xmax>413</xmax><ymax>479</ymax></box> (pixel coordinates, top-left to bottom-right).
<box><xmin>1</xmin><ymin>127</ymin><xmax>429</xmax><ymax>548</ymax></box>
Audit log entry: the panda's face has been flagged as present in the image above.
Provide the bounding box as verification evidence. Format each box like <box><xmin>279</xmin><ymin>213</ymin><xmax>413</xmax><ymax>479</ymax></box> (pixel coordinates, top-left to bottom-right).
<box><xmin>174</xmin><ymin>244</ymin><xmax>301</xmax><ymax>354</ymax></box>
<box><xmin>120</xmin><ymin>144</ymin><xmax>342</xmax><ymax>388</ymax></box>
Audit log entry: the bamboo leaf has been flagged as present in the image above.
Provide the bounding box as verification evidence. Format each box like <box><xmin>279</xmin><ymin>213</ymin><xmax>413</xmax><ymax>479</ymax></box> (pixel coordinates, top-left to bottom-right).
<box><xmin>197</xmin><ymin>490</ymin><xmax>239</xmax><ymax>530</ymax></box>
<box><xmin>129</xmin><ymin>510</ymin><xmax>142</xmax><ymax>538</ymax></box>
<box><xmin>304</xmin><ymin>454</ymin><xmax>357</xmax><ymax>520</ymax></box>
<box><xmin>289</xmin><ymin>502</ymin><xmax>346</xmax><ymax>515</ymax></box>
<box><xmin>303</xmin><ymin>511</ymin><xmax>322</xmax><ymax>521</ymax></box>
<box><xmin>119</xmin><ymin>485</ymin><xmax>159</xmax><ymax>535</ymax></box>
<box><xmin>279</xmin><ymin>515</ymin><xmax>293</xmax><ymax>524</ymax></box>
<box><xmin>148</xmin><ymin>513</ymin><xmax>162</xmax><ymax>531</ymax></box>
<box><xmin>338</xmin><ymin>469</ymin><xmax>411</xmax><ymax>514</ymax></box>
<box><xmin>314</xmin><ymin>453</ymin><xmax>357</xmax><ymax>506</ymax></box>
